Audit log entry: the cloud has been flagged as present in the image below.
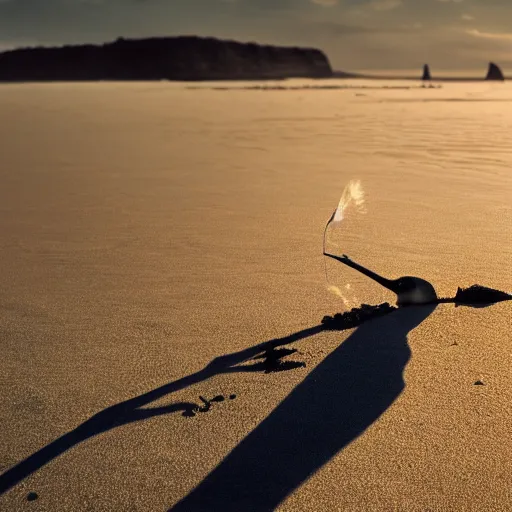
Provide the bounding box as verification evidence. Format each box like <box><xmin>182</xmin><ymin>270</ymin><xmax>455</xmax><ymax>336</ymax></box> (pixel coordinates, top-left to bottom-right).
<box><xmin>301</xmin><ymin>18</ymin><xmax>415</xmax><ymax>38</ymax></box>
<box><xmin>311</xmin><ymin>0</ymin><xmax>338</xmax><ymax>6</ymax></box>
<box><xmin>461</xmin><ymin>13</ymin><xmax>474</xmax><ymax>20</ymax></box>
<box><xmin>436</xmin><ymin>0</ymin><xmax>464</xmax><ymax>3</ymax></box>
<box><xmin>295</xmin><ymin>20</ymin><xmax>373</xmax><ymax>37</ymax></box>
<box><xmin>369</xmin><ymin>0</ymin><xmax>402</xmax><ymax>11</ymax></box>
<box><xmin>466</xmin><ymin>28</ymin><xmax>512</xmax><ymax>40</ymax></box>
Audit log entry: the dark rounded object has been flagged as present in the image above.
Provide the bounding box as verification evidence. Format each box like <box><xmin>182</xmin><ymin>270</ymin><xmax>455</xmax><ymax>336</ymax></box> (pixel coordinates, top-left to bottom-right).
<box><xmin>27</xmin><ymin>492</ymin><xmax>39</xmax><ymax>501</ymax></box>
<box><xmin>455</xmin><ymin>285</ymin><xmax>511</xmax><ymax>305</ymax></box>
<box><xmin>229</xmin><ymin>394</ymin><xmax>237</xmax><ymax>400</ymax></box>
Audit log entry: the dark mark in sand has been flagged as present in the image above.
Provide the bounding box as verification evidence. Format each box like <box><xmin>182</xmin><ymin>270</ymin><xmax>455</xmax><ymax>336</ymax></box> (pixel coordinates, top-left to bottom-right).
<box><xmin>322</xmin><ymin>303</ymin><xmax>397</xmax><ymax>330</ymax></box>
<box><xmin>253</xmin><ymin>347</ymin><xmax>307</xmax><ymax>373</ymax></box>
<box><xmin>183</xmin><ymin>394</ymin><xmax>238</xmax><ymax>417</ymax></box>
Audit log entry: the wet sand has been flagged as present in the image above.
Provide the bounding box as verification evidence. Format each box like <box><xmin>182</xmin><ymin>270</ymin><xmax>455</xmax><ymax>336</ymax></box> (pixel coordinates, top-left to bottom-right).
<box><xmin>0</xmin><ymin>80</ymin><xmax>511</xmax><ymax>511</ymax></box>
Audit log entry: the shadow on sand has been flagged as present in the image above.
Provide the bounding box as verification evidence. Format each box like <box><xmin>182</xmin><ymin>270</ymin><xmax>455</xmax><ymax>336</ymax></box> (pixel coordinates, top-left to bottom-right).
<box><xmin>169</xmin><ymin>304</ymin><xmax>436</xmax><ymax>511</ymax></box>
<box><xmin>1</xmin><ymin>285</ymin><xmax>507</xmax><ymax>502</ymax></box>
<box><xmin>0</xmin><ymin>324</ymin><xmax>325</xmax><ymax>495</ymax></box>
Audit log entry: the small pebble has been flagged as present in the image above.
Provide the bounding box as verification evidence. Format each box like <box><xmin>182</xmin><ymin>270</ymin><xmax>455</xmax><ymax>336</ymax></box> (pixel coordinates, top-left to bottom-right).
<box><xmin>27</xmin><ymin>493</ymin><xmax>38</xmax><ymax>502</ymax></box>
<box><xmin>474</xmin><ymin>380</ymin><xmax>485</xmax><ymax>386</ymax></box>
<box><xmin>211</xmin><ymin>395</ymin><xmax>225</xmax><ymax>402</ymax></box>
<box><xmin>229</xmin><ymin>394</ymin><xmax>237</xmax><ymax>400</ymax></box>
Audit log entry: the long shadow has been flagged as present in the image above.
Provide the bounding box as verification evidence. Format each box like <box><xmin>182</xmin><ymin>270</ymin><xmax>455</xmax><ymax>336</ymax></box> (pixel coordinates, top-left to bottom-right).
<box><xmin>170</xmin><ymin>305</ymin><xmax>436</xmax><ymax>511</ymax></box>
<box><xmin>0</xmin><ymin>324</ymin><xmax>325</xmax><ymax>495</ymax></box>
<box><xmin>2</xmin><ymin>275</ymin><xmax>508</xmax><ymax>497</ymax></box>
<box><xmin>169</xmin><ymin>256</ymin><xmax>511</xmax><ymax>511</ymax></box>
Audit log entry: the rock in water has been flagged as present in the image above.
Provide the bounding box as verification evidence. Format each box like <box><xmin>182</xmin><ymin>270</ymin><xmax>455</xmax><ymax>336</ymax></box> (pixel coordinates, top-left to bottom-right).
<box><xmin>422</xmin><ymin>64</ymin><xmax>431</xmax><ymax>81</ymax></box>
<box><xmin>485</xmin><ymin>62</ymin><xmax>505</xmax><ymax>81</ymax></box>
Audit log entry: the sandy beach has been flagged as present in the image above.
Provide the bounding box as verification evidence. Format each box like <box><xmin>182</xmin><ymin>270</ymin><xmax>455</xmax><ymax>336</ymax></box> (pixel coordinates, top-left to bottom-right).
<box><xmin>0</xmin><ymin>80</ymin><xmax>511</xmax><ymax>511</ymax></box>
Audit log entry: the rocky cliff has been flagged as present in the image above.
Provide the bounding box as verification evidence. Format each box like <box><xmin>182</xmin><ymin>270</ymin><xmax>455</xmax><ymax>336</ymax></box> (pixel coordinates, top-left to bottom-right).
<box><xmin>485</xmin><ymin>62</ymin><xmax>505</xmax><ymax>81</ymax></box>
<box><xmin>0</xmin><ymin>36</ymin><xmax>333</xmax><ymax>82</ymax></box>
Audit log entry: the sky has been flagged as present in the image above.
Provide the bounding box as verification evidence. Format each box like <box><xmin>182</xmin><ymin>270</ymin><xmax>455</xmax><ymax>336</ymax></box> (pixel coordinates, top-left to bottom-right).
<box><xmin>0</xmin><ymin>0</ymin><xmax>511</xmax><ymax>72</ymax></box>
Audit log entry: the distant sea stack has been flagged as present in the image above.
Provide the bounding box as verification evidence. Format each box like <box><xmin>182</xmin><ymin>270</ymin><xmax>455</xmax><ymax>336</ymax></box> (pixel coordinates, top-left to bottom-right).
<box><xmin>485</xmin><ymin>62</ymin><xmax>505</xmax><ymax>81</ymax></box>
<box><xmin>422</xmin><ymin>64</ymin><xmax>431</xmax><ymax>81</ymax></box>
<box><xmin>0</xmin><ymin>36</ymin><xmax>333</xmax><ymax>82</ymax></box>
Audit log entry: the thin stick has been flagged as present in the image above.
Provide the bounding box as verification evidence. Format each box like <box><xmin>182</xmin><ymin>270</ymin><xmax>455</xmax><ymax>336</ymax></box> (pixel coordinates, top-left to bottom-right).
<box><xmin>323</xmin><ymin>209</ymin><xmax>336</xmax><ymax>283</ymax></box>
